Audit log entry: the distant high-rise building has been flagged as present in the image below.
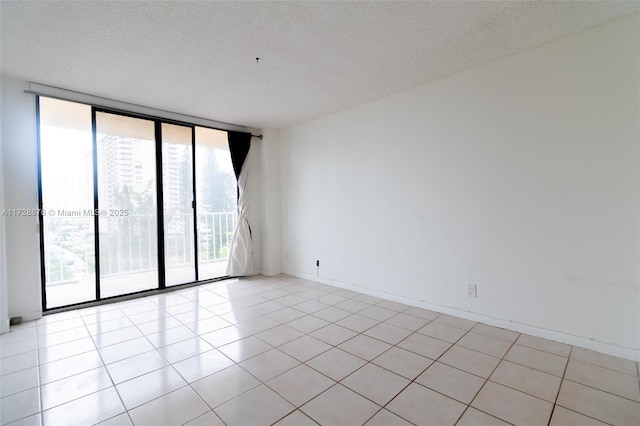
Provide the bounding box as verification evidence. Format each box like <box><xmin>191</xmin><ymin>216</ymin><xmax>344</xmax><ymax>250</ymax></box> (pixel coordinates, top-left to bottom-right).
<box><xmin>97</xmin><ymin>134</ymin><xmax>155</xmax><ymax>212</ymax></box>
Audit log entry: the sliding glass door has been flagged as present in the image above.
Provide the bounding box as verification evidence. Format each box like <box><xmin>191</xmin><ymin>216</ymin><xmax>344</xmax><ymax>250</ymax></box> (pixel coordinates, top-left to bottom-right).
<box><xmin>162</xmin><ymin>123</ymin><xmax>196</xmax><ymax>286</ymax></box>
<box><xmin>39</xmin><ymin>98</ymin><xmax>237</xmax><ymax>310</ymax></box>
<box><xmin>195</xmin><ymin>127</ymin><xmax>237</xmax><ymax>280</ymax></box>
<box><xmin>96</xmin><ymin>112</ymin><xmax>158</xmax><ymax>298</ymax></box>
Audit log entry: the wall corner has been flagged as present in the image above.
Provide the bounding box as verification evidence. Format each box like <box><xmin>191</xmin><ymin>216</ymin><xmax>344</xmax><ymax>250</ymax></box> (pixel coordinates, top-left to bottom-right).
<box><xmin>259</xmin><ymin>128</ymin><xmax>282</xmax><ymax>276</ymax></box>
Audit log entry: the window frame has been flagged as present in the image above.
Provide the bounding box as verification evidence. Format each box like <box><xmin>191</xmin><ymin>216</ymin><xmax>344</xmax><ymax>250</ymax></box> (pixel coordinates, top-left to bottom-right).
<box><xmin>37</xmin><ymin>96</ymin><xmax>237</xmax><ymax>313</ymax></box>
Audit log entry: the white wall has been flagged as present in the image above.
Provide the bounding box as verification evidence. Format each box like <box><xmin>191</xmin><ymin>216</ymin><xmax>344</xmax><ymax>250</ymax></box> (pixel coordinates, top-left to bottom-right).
<box><xmin>260</xmin><ymin>129</ymin><xmax>282</xmax><ymax>276</ymax></box>
<box><xmin>281</xmin><ymin>15</ymin><xmax>640</xmax><ymax>360</ymax></box>
<box><xmin>0</xmin><ymin>175</ymin><xmax>8</xmax><ymax>333</ymax></box>
<box><xmin>0</xmin><ymin>77</ymin><xmax>9</xmax><ymax>333</ymax></box>
<box><xmin>0</xmin><ymin>75</ymin><xmax>42</xmax><ymax>321</ymax></box>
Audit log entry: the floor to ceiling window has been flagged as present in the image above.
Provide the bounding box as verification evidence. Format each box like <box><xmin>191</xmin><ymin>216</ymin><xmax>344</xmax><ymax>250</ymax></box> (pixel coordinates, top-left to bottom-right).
<box><xmin>38</xmin><ymin>97</ymin><xmax>238</xmax><ymax>310</ymax></box>
<box><xmin>162</xmin><ymin>123</ymin><xmax>196</xmax><ymax>286</ymax></box>
<box><xmin>39</xmin><ymin>98</ymin><xmax>96</xmax><ymax>307</ymax></box>
<box><xmin>96</xmin><ymin>111</ymin><xmax>159</xmax><ymax>298</ymax></box>
<box><xmin>195</xmin><ymin>127</ymin><xmax>237</xmax><ymax>281</ymax></box>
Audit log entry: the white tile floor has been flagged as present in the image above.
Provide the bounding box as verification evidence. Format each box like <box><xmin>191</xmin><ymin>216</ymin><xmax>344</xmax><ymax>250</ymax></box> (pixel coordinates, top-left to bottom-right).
<box><xmin>1</xmin><ymin>274</ymin><xmax>639</xmax><ymax>426</ymax></box>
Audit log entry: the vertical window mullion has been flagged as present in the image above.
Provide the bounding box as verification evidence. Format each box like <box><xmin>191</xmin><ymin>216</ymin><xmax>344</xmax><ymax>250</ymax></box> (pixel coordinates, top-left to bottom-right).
<box><xmin>155</xmin><ymin>121</ymin><xmax>166</xmax><ymax>289</ymax></box>
<box><xmin>191</xmin><ymin>126</ymin><xmax>199</xmax><ymax>282</ymax></box>
<box><xmin>91</xmin><ymin>107</ymin><xmax>101</xmax><ymax>300</ymax></box>
<box><xmin>36</xmin><ymin>96</ymin><xmax>48</xmax><ymax>311</ymax></box>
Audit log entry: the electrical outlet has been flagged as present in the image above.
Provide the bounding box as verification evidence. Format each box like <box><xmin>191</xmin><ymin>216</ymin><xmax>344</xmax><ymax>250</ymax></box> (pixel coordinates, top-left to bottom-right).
<box><xmin>466</xmin><ymin>284</ymin><xmax>477</xmax><ymax>298</ymax></box>
<box><xmin>316</xmin><ymin>260</ymin><xmax>320</xmax><ymax>267</ymax></box>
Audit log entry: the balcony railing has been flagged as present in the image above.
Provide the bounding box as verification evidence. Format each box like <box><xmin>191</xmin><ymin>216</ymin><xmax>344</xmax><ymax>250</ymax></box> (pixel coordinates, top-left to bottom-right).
<box><xmin>44</xmin><ymin>212</ymin><xmax>237</xmax><ymax>285</ymax></box>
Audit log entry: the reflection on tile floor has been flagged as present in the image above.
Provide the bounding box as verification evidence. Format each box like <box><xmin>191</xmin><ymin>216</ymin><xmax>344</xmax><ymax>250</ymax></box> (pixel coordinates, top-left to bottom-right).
<box><xmin>1</xmin><ymin>274</ymin><xmax>639</xmax><ymax>425</ymax></box>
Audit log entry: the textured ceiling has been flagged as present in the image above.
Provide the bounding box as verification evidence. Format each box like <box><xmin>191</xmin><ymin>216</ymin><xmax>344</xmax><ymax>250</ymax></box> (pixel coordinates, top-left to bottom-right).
<box><xmin>2</xmin><ymin>1</ymin><xmax>639</xmax><ymax>129</ymax></box>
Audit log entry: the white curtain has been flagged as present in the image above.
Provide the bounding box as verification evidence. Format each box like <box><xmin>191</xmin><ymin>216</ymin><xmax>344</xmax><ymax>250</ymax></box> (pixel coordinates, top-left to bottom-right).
<box><xmin>226</xmin><ymin>162</ymin><xmax>253</xmax><ymax>276</ymax></box>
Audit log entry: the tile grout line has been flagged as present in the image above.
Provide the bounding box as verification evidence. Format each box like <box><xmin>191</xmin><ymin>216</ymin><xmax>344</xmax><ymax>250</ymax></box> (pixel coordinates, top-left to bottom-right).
<box><xmin>421</xmin><ymin>321</ymin><xmax>514</xmax><ymax>424</ymax></box>
<box><xmin>185</xmin><ymin>296</ymin><xmax>484</xmax><ymax>426</ymax></box>
<box><xmin>5</xmin><ymin>293</ymin><xmax>435</xmax><ymax>425</ymax></box>
<box><xmin>81</xmin><ymin>305</ymin><xmax>134</xmax><ymax>426</ymax></box>
<box><xmin>567</xmin><ymin>348</ymin><xmax>639</xmax><ymax>378</ymax></box>
<box><xmin>471</xmin><ymin>332</ymin><xmax>622</xmax><ymax>425</ymax></box>
<box><xmin>358</xmin><ymin>313</ymin><xmax>476</xmax><ymax>425</ymax></box>
<box><xmin>172</xmin><ymin>291</ymin><xmax>307</xmax><ymax>423</ymax></box>
<box><xmin>116</xmin><ymin>294</ymin><xmax>225</xmax><ymax>424</ymax></box>
<box><xmin>235</xmin><ymin>294</ymin><xmax>413</xmax><ymax>425</ymax></box>
<box><xmin>497</xmin><ymin>345</ymin><xmax>572</xmax><ymax>379</ymax></box>
<box><xmin>164</xmin><ymin>290</ymin><xmax>234</xmax><ymax>426</ymax></box>
<box><xmin>83</xmin><ymin>299</ymin><xmax>197</xmax><ymax>424</ymax></box>
<box><xmin>548</xmin><ymin>344</ymin><xmax>640</xmax><ymax>406</ymax></box>
<box><xmin>15</xmin><ymin>277</ymin><xmax>639</xmax><ymax>426</ymax></box>
<box><xmin>106</xmin><ymin>294</ymin><xmax>225</xmax><ymax>425</ymax></box>
<box><xmin>558</xmin><ymin>374</ymin><xmax>640</xmax><ymax>406</ymax></box>
<box><xmin>9</xmin><ymin>289</ymin><xmax>224</xmax><ymax>424</ymax></box>
<box><xmin>449</xmin><ymin>323</ymin><xmax>520</xmax><ymax>426</ymax></box>
<box><xmin>548</xmin><ymin>344</ymin><xmax>613</xmax><ymax>426</ymax></box>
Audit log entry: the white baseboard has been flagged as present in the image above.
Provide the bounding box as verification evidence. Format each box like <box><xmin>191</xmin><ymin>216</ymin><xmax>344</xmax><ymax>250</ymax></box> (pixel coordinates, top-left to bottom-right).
<box><xmin>283</xmin><ymin>270</ymin><xmax>640</xmax><ymax>362</ymax></box>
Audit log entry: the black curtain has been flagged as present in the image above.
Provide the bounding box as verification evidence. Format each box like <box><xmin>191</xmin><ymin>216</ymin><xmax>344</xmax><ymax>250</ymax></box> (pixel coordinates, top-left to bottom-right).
<box><xmin>227</xmin><ymin>131</ymin><xmax>252</xmax><ymax>180</ymax></box>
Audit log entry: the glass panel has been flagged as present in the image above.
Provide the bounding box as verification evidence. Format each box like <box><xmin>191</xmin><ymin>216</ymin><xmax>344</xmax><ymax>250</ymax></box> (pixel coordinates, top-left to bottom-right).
<box><xmin>195</xmin><ymin>127</ymin><xmax>237</xmax><ymax>280</ymax></box>
<box><xmin>96</xmin><ymin>112</ymin><xmax>158</xmax><ymax>297</ymax></box>
<box><xmin>162</xmin><ymin>123</ymin><xmax>195</xmax><ymax>286</ymax></box>
<box><xmin>39</xmin><ymin>97</ymin><xmax>96</xmax><ymax>308</ymax></box>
